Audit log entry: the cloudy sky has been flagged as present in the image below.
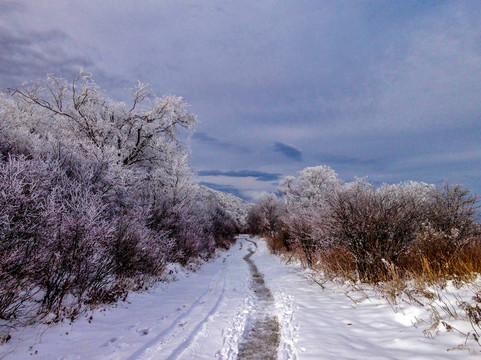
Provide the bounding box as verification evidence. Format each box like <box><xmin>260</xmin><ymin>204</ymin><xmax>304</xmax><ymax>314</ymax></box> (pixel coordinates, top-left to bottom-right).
<box><xmin>2</xmin><ymin>1</ymin><xmax>481</xmax><ymax>201</ymax></box>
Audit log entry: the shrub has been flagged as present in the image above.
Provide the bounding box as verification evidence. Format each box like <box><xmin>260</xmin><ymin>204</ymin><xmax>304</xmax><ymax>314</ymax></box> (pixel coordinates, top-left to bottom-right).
<box><xmin>254</xmin><ymin>165</ymin><xmax>480</xmax><ymax>284</ymax></box>
<box><xmin>425</xmin><ymin>183</ymin><xmax>479</xmax><ymax>239</ymax></box>
<box><xmin>0</xmin><ymin>73</ymin><xmax>240</xmax><ymax>328</ymax></box>
<box><xmin>246</xmin><ymin>194</ymin><xmax>285</xmax><ymax>237</ymax></box>
<box><xmin>328</xmin><ymin>180</ymin><xmax>422</xmax><ymax>281</ymax></box>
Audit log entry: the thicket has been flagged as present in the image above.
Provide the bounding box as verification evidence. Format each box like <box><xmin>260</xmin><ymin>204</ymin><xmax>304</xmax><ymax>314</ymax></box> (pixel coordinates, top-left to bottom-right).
<box><xmin>248</xmin><ymin>166</ymin><xmax>480</xmax><ymax>283</ymax></box>
<box><xmin>0</xmin><ymin>73</ymin><xmax>238</xmax><ymax>334</ymax></box>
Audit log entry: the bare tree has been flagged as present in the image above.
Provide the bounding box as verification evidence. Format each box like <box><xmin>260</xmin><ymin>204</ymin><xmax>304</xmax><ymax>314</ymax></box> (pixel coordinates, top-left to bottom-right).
<box><xmin>9</xmin><ymin>72</ymin><xmax>196</xmax><ymax>168</ymax></box>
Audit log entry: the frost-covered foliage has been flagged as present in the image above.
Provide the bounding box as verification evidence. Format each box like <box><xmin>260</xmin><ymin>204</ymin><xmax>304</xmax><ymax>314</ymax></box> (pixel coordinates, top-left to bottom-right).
<box><xmin>275</xmin><ymin>166</ymin><xmax>341</xmax><ymax>265</ymax></box>
<box><xmin>199</xmin><ymin>186</ymin><xmax>252</xmax><ymax>231</ymax></box>
<box><xmin>0</xmin><ymin>73</ymin><xmax>238</xmax><ymax>326</ymax></box>
<box><xmin>278</xmin><ymin>166</ymin><xmax>340</xmax><ymax>210</ymax></box>
<box><xmin>248</xmin><ymin>165</ymin><xmax>480</xmax><ymax>282</ymax></box>
<box><xmin>247</xmin><ymin>194</ymin><xmax>285</xmax><ymax>236</ymax></box>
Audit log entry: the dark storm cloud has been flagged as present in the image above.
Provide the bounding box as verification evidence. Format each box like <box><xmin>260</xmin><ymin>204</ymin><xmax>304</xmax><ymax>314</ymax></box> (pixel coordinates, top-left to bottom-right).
<box><xmin>198</xmin><ymin>170</ymin><xmax>281</xmax><ymax>182</ymax></box>
<box><xmin>193</xmin><ymin>132</ymin><xmax>250</xmax><ymax>153</ymax></box>
<box><xmin>273</xmin><ymin>142</ymin><xmax>302</xmax><ymax>162</ymax></box>
<box><xmin>3</xmin><ymin>0</ymin><xmax>481</xmax><ymax>198</ymax></box>
<box><xmin>0</xmin><ymin>26</ymin><xmax>93</xmax><ymax>89</ymax></box>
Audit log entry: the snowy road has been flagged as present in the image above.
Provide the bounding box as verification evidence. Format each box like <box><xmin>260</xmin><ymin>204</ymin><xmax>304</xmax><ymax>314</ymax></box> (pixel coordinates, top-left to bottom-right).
<box><xmin>1</xmin><ymin>236</ymin><xmax>476</xmax><ymax>359</ymax></box>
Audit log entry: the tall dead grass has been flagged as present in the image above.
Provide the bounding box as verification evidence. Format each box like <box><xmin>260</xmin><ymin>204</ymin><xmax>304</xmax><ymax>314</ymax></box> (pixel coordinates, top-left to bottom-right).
<box><xmin>278</xmin><ymin>232</ymin><xmax>481</xmax><ymax>287</ymax></box>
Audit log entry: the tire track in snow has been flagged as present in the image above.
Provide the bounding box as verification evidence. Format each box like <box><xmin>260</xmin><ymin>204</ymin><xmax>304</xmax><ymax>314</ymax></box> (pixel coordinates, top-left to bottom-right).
<box><xmin>125</xmin><ymin>258</ymin><xmax>228</xmax><ymax>360</ymax></box>
<box><xmin>164</xmin><ymin>269</ymin><xmax>227</xmax><ymax>360</ymax></box>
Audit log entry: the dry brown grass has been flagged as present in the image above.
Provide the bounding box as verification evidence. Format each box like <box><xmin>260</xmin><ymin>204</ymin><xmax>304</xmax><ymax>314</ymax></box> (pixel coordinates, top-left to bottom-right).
<box><xmin>265</xmin><ymin>233</ymin><xmax>289</xmax><ymax>253</ymax></box>
<box><xmin>266</xmin><ymin>231</ymin><xmax>481</xmax><ymax>289</ymax></box>
<box><xmin>400</xmin><ymin>231</ymin><xmax>481</xmax><ymax>285</ymax></box>
<box><xmin>312</xmin><ymin>246</ymin><xmax>357</xmax><ymax>280</ymax></box>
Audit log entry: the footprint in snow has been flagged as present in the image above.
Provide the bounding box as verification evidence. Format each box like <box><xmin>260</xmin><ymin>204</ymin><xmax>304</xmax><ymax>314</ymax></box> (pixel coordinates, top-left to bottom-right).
<box><xmin>137</xmin><ymin>328</ymin><xmax>150</xmax><ymax>336</ymax></box>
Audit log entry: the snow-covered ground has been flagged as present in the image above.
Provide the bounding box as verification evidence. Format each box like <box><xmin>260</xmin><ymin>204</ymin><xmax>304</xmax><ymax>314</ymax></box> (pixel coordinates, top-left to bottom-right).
<box><xmin>1</xmin><ymin>236</ymin><xmax>479</xmax><ymax>359</ymax></box>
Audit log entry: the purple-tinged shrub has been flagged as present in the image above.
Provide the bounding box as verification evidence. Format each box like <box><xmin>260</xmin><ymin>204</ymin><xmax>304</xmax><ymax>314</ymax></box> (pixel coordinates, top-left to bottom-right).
<box><xmin>0</xmin><ymin>73</ymin><xmax>239</xmax><ymax>327</ymax></box>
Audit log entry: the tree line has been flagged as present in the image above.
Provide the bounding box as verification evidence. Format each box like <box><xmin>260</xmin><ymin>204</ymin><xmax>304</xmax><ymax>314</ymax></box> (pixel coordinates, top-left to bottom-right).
<box><xmin>247</xmin><ymin>165</ymin><xmax>480</xmax><ymax>283</ymax></box>
<box><xmin>0</xmin><ymin>73</ymin><xmax>238</xmax><ymax>331</ymax></box>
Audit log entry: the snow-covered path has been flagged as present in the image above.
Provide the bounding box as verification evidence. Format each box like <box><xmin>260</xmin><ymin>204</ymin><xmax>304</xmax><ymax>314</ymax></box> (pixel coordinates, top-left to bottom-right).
<box><xmin>251</xmin><ymin>239</ymin><xmax>477</xmax><ymax>359</ymax></box>
<box><xmin>1</xmin><ymin>236</ymin><xmax>270</xmax><ymax>360</ymax></box>
<box><xmin>1</xmin><ymin>235</ymin><xmax>477</xmax><ymax>359</ymax></box>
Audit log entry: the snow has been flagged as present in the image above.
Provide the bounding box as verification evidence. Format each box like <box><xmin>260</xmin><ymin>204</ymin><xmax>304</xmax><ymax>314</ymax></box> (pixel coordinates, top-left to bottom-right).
<box><xmin>256</xmin><ymin>255</ymin><xmax>477</xmax><ymax>359</ymax></box>
<box><xmin>1</xmin><ymin>236</ymin><xmax>480</xmax><ymax>359</ymax></box>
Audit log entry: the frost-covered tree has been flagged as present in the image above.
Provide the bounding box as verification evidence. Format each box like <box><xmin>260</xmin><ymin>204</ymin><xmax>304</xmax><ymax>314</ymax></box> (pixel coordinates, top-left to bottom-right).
<box><xmin>0</xmin><ymin>73</ymin><xmax>238</xmax><ymax>326</ymax></box>
<box><xmin>8</xmin><ymin>72</ymin><xmax>196</xmax><ymax>169</ymax></box>
<box><xmin>327</xmin><ymin>178</ymin><xmax>426</xmax><ymax>279</ymax></box>
<box><xmin>264</xmin><ymin>162</ymin><xmax>480</xmax><ymax>280</ymax></box>
<box><xmin>275</xmin><ymin>166</ymin><xmax>342</xmax><ymax>264</ymax></box>
<box><xmin>278</xmin><ymin>165</ymin><xmax>341</xmax><ymax>211</ymax></box>
<box><xmin>247</xmin><ymin>194</ymin><xmax>285</xmax><ymax>236</ymax></box>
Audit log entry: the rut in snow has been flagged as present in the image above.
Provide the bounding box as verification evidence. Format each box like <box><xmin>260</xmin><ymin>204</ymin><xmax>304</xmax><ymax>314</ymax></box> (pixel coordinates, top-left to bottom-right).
<box><xmin>238</xmin><ymin>242</ymin><xmax>280</xmax><ymax>360</ymax></box>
